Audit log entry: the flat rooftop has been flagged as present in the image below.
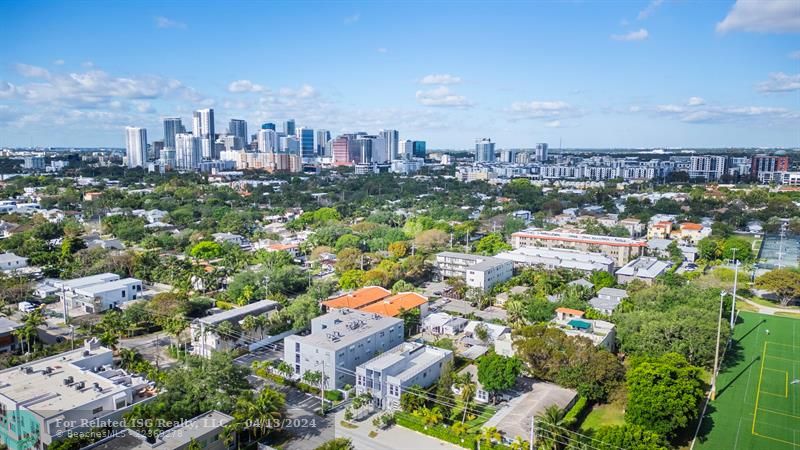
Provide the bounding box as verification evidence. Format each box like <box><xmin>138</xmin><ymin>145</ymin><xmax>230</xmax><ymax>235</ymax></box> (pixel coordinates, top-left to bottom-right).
<box><xmin>0</xmin><ymin>343</ymin><xmax>148</xmax><ymax>419</ymax></box>
<box><xmin>0</xmin><ymin>317</ymin><xmax>22</xmax><ymax>334</ymax></box>
<box><xmin>199</xmin><ymin>299</ymin><xmax>280</xmax><ymax>325</ymax></box>
<box><xmin>359</xmin><ymin>342</ymin><xmax>451</xmax><ymax>383</ymax></box>
<box><xmin>89</xmin><ymin>410</ymin><xmax>233</xmax><ymax>450</ymax></box>
<box><xmin>298</xmin><ymin>308</ymin><xmax>403</xmax><ymax>350</ymax></box>
<box><xmin>55</xmin><ymin>273</ymin><xmax>120</xmax><ymax>290</ymax></box>
<box><xmin>513</xmin><ymin>228</ymin><xmax>646</xmax><ymax>247</ymax></box>
<box><xmin>74</xmin><ymin>278</ymin><xmax>140</xmax><ymax>295</ymax></box>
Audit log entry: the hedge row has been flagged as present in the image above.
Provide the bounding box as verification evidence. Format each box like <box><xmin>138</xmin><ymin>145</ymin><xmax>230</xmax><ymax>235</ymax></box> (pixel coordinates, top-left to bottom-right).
<box><xmin>563</xmin><ymin>396</ymin><xmax>589</xmax><ymax>426</ymax></box>
<box><xmin>395</xmin><ymin>412</ymin><xmax>476</xmax><ymax>449</ymax></box>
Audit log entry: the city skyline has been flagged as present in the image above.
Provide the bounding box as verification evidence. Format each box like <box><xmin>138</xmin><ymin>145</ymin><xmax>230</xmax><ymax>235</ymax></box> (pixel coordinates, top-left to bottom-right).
<box><xmin>1</xmin><ymin>0</ymin><xmax>799</xmax><ymax>149</ymax></box>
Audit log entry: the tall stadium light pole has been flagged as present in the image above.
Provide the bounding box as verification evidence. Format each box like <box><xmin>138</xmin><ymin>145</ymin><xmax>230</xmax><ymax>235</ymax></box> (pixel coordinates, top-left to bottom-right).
<box><xmin>711</xmin><ymin>291</ymin><xmax>725</xmax><ymax>401</ymax></box>
<box><xmin>730</xmin><ymin>248</ymin><xmax>739</xmax><ymax>329</ymax></box>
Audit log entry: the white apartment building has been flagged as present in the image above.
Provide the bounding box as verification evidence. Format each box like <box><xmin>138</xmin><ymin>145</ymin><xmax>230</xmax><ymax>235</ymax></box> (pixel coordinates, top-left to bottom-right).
<box><xmin>688</xmin><ymin>155</ymin><xmax>726</xmax><ymax>180</ymax></box>
<box><xmin>494</xmin><ymin>247</ymin><xmax>615</xmax><ymax>274</ymax></box>
<box><xmin>0</xmin><ymin>252</ymin><xmax>28</xmax><ymax>272</ymax></box>
<box><xmin>52</xmin><ymin>273</ymin><xmax>143</xmax><ymax>313</ymax></box>
<box><xmin>551</xmin><ymin>308</ymin><xmax>616</xmax><ymax>351</ymax></box>
<box><xmin>615</xmin><ymin>257</ymin><xmax>672</xmax><ymax>285</ymax></box>
<box><xmin>125</xmin><ymin>127</ymin><xmax>147</xmax><ymax>169</ymax></box>
<box><xmin>355</xmin><ymin>342</ymin><xmax>453</xmax><ymax>410</ymax></box>
<box><xmin>0</xmin><ymin>338</ymin><xmax>154</xmax><ymax>450</ymax></box>
<box><xmin>284</xmin><ymin>309</ymin><xmax>404</xmax><ymax>390</ymax></box>
<box><xmin>510</xmin><ymin>228</ymin><xmax>646</xmax><ymax>267</ymax></box>
<box><xmin>191</xmin><ymin>299</ymin><xmax>281</xmax><ymax>358</ymax></box>
<box><xmin>435</xmin><ymin>251</ymin><xmax>513</xmax><ymax>291</ymax></box>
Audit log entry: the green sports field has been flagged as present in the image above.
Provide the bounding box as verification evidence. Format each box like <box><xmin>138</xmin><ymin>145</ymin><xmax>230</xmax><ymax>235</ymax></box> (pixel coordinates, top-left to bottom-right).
<box><xmin>695</xmin><ymin>311</ymin><xmax>800</xmax><ymax>450</ymax></box>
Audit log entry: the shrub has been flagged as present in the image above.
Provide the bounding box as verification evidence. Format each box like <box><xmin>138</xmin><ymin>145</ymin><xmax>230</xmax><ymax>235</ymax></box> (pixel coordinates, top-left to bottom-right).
<box><xmin>395</xmin><ymin>412</ymin><xmax>476</xmax><ymax>449</ymax></box>
<box><xmin>562</xmin><ymin>396</ymin><xmax>589</xmax><ymax>427</ymax></box>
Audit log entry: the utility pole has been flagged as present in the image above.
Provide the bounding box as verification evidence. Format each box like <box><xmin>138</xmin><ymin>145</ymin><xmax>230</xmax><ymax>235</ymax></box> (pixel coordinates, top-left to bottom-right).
<box><xmin>711</xmin><ymin>291</ymin><xmax>725</xmax><ymax>401</ymax></box>
<box><xmin>529</xmin><ymin>416</ymin><xmax>535</xmax><ymax>450</ymax></box>
<box><xmin>730</xmin><ymin>248</ymin><xmax>738</xmax><ymax>328</ymax></box>
<box><xmin>155</xmin><ymin>334</ymin><xmax>160</xmax><ymax>370</ymax></box>
<box><xmin>319</xmin><ymin>360</ymin><xmax>326</xmax><ymax>416</ymax></box>
<box><xmin>61</xmin><ymin>285</ymin><xmax>69</xmax><ymax>325</ymax></box>
<box><xmin>70</xmin><ymin>325</ymin><xmax>75</xmax><ymax>351</ymax></box>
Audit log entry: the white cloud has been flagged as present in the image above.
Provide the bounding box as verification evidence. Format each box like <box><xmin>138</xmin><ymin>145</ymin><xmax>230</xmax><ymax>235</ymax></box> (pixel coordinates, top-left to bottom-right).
<box><xmin>544</xmin><ymin>120</ymin><xmax>562</xmax><ymax>128</ymax></box>
<box><xmin>509</xmin><ymin>100</ymin><xmax>577</xmax><ymax>119</ymax></box>
<box><xmin>716</xmin><ymin>0</ymin><xmax>800</xmax><ymax>33</ymax></box>
<box><xmin>419</xmin><ymin>74</ymin><xmax>462</xmax><ymax>85</ymax></box>
<box><xmin>687</xmin><ymin>96</ymin><xmax>706</xmax><ymax>106</ymax></box>
<box><xmin>343</xmin><ymin>13</ymin><xmax>360</xmax><ymax>25</ymax></box>
<box><xmin>228</xmin><ymin>80</ymin><xmax>265</xmax><ymax>93</ymax></box>
<box><xmin>2</xmin><ymin>65</ymin><xmax>205</xmax><ymax>110</ymax></box>
<box><xmin>278</xmin><ymin>84</ymin><xmax>318</xmax><ymax>98</ymax></box>
<box><xmin>53</xmin><ymin>59</ymin><xmax>65</xmax><ymax>66</ymax></box>
<box><xmin>377</xmin><ymin>47</ymin><xmax>388</xmax><ymax>53</ymax></box>
<box><xmin>155</xmin><ymin>16</ymin><xmax>187</xmax><ymax>29</ymax></box>
<box><xmin>637</xmin><ymin>99</ymin><xmax>799</xmax><ymax>124</ymax></box>
<box><xmin>611</xmin><ymin>28</ymin><xmax>649</xmax><ymax>41</ymax></box>
<box><xmin>790</xmin><ymin>50</ymin><xmax>800</xmax><ymax>59</ymax></box>
<box><xmin>638</xmin><ymin>0</ymin><xmax>664</xmax><ymax>20</ymax></box>
<box><xmin>415</xmin><ymin>86</ymin><xmax>472</xmax><ymax>107</ymax></box>
<box><xmin>15</xmin><ymin>63</ymin><xmax>50</xmax><ymax>78</ymax></box>
<box><xmin>0</xmin><ymin>81</ymin><xmax>17</xmax><ymax>98</ymax></box>
<box><xmin>756</xmin><ymin>72</ymin><xmax>800</xmax><ymax>92</ymax></box>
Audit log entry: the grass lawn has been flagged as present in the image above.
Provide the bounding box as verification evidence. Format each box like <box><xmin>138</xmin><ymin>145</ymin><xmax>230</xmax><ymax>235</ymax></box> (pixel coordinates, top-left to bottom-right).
<box><xmin>451</xmin><ymin>401</ymin><xmax>497</xmax><ymax>432</ymax></box>
<box><xmin>747</xmin><ymin>295</ymin><xmax>800</xmax><ymax>311</ymax></box>
<box><xmin>694</xmin><ymin>311</ymin><xmax>800</xmax><ymax>450</ymax></box>
<box><xmin>737</xmin><ymin>299</ymin><xmax>760</xmax><ymax>312</ymax></box>
<box><xmin>579</xmin><ymin>402</ymin><xmax>625</xmax><ymax>431</ymax></box>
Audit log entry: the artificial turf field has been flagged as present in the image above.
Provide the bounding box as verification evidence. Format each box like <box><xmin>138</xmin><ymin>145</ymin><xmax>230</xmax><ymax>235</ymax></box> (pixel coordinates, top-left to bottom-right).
<box><xmin>695</xmin><ymin>311</ymin><xmax>800</xmax><ymax>450</ymax></box>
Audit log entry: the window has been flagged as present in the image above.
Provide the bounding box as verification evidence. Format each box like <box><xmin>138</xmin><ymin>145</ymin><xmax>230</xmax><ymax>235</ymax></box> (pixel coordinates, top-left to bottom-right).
<box><xmin>92</xmin><ymin>406</ymin><xmax>103</xmax><ymax>414</ymax></box>
<box><xmin>295</xmin><ymin>342</ymin><xmax>300</xmax><ymax>352</ymax></box>
<box><xmin>121</xmin><ymin>291</ymin><xmax>126</xmax><ymax>298</ymax></box>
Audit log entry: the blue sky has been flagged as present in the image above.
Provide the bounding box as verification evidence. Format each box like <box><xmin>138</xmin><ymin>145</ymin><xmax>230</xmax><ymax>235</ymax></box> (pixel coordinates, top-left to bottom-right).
<box><xmin>1</xmin><ymin>0</ymin><xmax>798</xmax><ymax>149</ymax></box>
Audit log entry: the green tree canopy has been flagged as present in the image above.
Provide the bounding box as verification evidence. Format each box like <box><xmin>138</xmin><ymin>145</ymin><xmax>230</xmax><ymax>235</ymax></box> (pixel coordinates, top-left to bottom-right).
<box><xmin>625</xmin><ymin>353</ymin><xmax>705</xmax><ymax>438</ymax></box>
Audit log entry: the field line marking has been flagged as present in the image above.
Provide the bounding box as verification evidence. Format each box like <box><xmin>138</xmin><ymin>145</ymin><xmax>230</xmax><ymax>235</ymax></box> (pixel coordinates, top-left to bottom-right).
<box><xmin>765</xmin><ymin>341</ymin><xmax>800</xmax><ymax>350</ymax></box>
<box><xmin>752</xmin><ymin>341</ymin><xmax>767</xmax><ymax>435</ymax></box>
<box><xmin>753</xmin><ymin>431</ymin><xmax>800</xmax><ymax>448</ymax></box>
<box><xmin>760</xmin><ymin>391</ymin><xmax>788</xmax><ymax>398</ymax></box>
<box><xmin>765</xmin><ymin>355</ymin><xmax>799</xmax><ymax>364</ymax></box>
<box><xmin>757</xmin><ymin>407</ymin><xmax>800</xmax><ymax>420</ymax></box>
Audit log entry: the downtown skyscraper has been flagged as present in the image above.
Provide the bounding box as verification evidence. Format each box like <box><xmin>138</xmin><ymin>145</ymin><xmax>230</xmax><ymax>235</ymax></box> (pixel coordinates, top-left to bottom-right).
<box><xmin>162</xmin><ymin>118</ymin><xmax>183</xmax><ymax>150</ymax></box>
<box><xmin>193</xmin><ymin>108</ymin><xmax>216</xmax><ymax>159</ymax></box>
<box><xmin>125</xmin><ymin>126</ymin><xmax>147</xmax><ymax>168</ymax></box>
<box><xmin>380</xmin><ymin>129</ymin><xmax>399</xmax><ymax>160</ymax></box>
<box><xmin>228</xmin><ymin>119</ymin><xmax>247</xmax><ymax>148</ymax></box>
<box><xmin>475</xmin><ymin>138</ymin><xmax>496</xmax><ymax>162</ymax></box>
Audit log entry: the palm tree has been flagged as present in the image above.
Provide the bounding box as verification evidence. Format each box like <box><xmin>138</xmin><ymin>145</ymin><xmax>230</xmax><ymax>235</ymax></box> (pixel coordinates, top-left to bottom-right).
<box><xmin>451</xmin><ymin>422</ymin><xmax>468</xmax><ymax>442</ymax></box>
<box><xmin>510</xmin><ymin>436</ymin><xmax>530</xmax><ymax>450</ymax></box>
<box><xmin>118</xmin><ymin>348</ymin><xmax>142</xmax><ymax>369</ymax></box>
<box><xmin>416</xmin><ymin>406</ymin><xmax>443</xmax><ymax>429</ymax></box>
<box><xmin>505</xmin><ymin>300</ymin><xmax>526</xmax><ymax>327</ymax></box>
<box><xmin>254</xmin><ymin>314</ymin><xmax>270</xmax><ymax>339</ymax></box>
<box><xmin>536</xmin><ymin>405</ymin><xmax>567</xmax><ymax>450</ymax></box>
<box><xmin>232</xmin><ymin>388</ymin><xmax>286</xmax><ymax>442</ymax></box>
<box><xmin>215</xmin><ymin>320</ymin><xmax>236</xmax><ymax>345</ymax></box>
<box><xmin>455</xmin><ymin>373</ymin><xmax>476</xmax><ymax>424</ymax></box>
<box><xmin>479</xmin><ymin>426</ymin><xmax>502</xmax><ymax>448</ymax></box>
<box><xmin>276</xmin><ymin>361</ymin><xmax>293</xmax><ymax>379</ymax></box>
<box><xmin>241</xmin><ymin>315</ymin><xmax>258</xmax><ymax>338</ymax></box>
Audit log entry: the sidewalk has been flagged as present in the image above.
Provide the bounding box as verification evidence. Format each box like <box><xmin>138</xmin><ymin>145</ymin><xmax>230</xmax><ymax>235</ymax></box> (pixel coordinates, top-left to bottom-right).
<box><xmin>738</xmin><ymin>295</ymin><xmax>800</xmax><ymax>316</ymax></box>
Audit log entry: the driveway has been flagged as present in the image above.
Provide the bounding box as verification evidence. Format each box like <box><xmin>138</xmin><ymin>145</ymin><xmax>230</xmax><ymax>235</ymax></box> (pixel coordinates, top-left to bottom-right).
<box><xmin>333</xmin><ymin>409</ymin><xmax>462</xmax><ymax>450</ymax></box>
<box><xmin>244</xmin><ymin>371</ymin><xmax>336</xmax><ymax>450</ymax></box>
